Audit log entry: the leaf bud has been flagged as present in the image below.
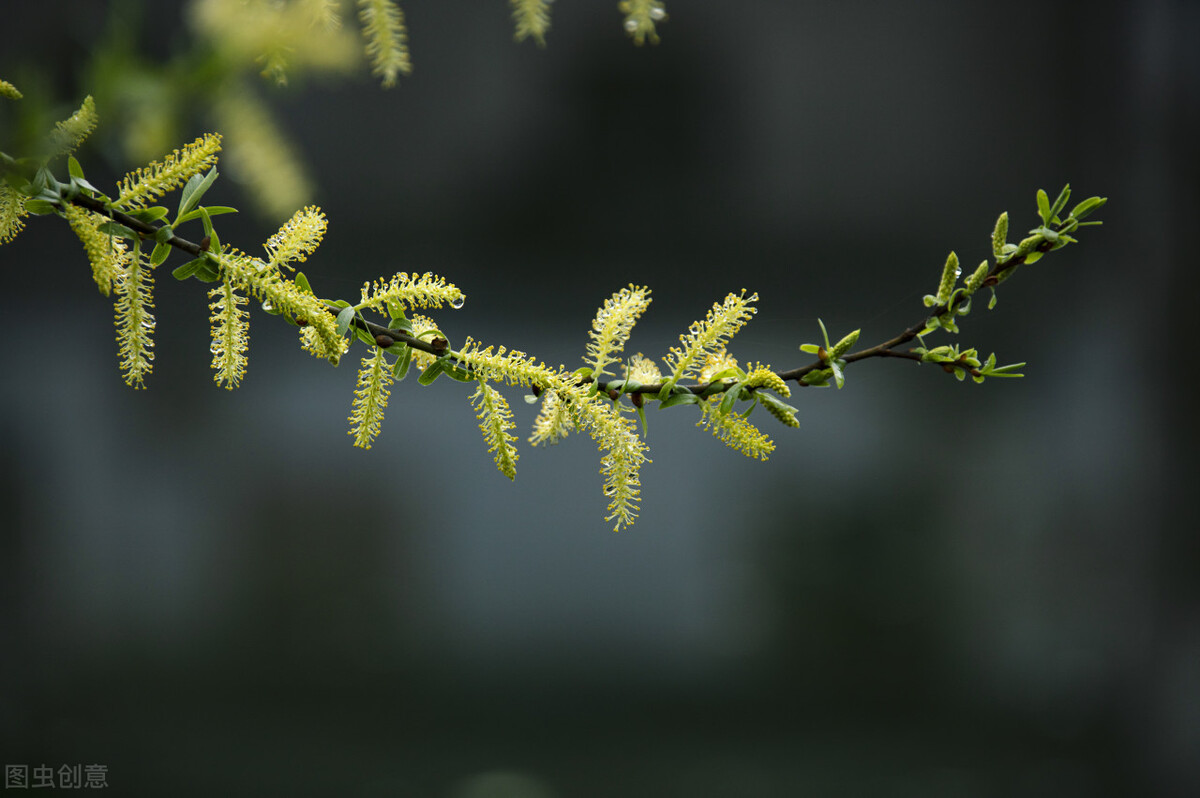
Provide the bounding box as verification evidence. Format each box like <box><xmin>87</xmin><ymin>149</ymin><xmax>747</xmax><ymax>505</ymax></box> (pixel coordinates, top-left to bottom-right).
<box><xmin>964</xmin><ymin>261</ymin><xmax>989</xmax><ymax>294</ymax></box>
<box><xmin>374</xmin><ymin>333</ymin><xmax>395</xmax><ymax>348</ymax></box>
<box><xmin>936</xmin><ymin>251</ymin><xmax>960</xmax><ymax>304</ymax></box>
<box><xmin>991</xmin><ymin>212</ymin><xmax>1008</xmax><ymax>258</ymax></box>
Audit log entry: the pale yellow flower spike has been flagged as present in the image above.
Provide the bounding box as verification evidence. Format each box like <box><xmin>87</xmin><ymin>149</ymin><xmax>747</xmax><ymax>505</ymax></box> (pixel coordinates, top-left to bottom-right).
<box><xmin>265</xmin><ymin>206</ymin><xmax>327</xmax><ymax>271</ymax></box>
<box><xmin>209</xmin><ymin>279</ymin><xmax>250</xmax><ymax>389</ymax></box>
<box><xmin>48</xmin><ymin>95</ymin><xmax>98</xmax><ymax>156</ymax></box>
<box><xmin>455</xmin><ymin>339</ymin><xmax>580</xmax><ymax>394</ymax></box>
<box><xmin>357</xmin><ymin>0</ymin><xmax>412</xmax><ymax>87</ymax></box>
<box><xmin>586</xmin><ymin>284</ymin><xmax>651</xmax><ymax>381</ymax></box>
<box><xmin>406</xmin><ymin>314</ymin><xmax>441</xmax><ymax>373</ymax></box>
<box><xmin>697</xmin><ymin>399</ymin><xmax>775</xmax><ymax>461</ymax></box>
<box><xmin>743</xmin><ymin>364</ymin><xmax>791</xmax><ymax>398</ymax></box>
<box><xmin>302</xmin><ymin>0</ymin><xmax>343</xmax><ymax>29</ymax></box>
<box><xmin>213</xmin><ymin>86</ymin><xmax>312</xmax><ymax>219</ymax></box>
<box><xmin>360</xmin><ymin>272</ymin><xmax>465</xmax><ymax>313</ymax></box>
<box><xmin>663</xmin><ymin>289</ymin><xmax>757</xmax><ymax>392</ymax></box>
<box><xmin>698</xmin><ymin>349</ymin><xmax>739</xmax><ymax>383</ymax></box>
<box><xmin>114</xmin><ymin>133</ymin><xmax>222</xmax><ymax>210</ymax></box>
<box><xmin>511</xmin><ymin>0</ymin><xmax>553</xmax><ymax>47</ymax></box>
<box><xmin>348</xmin><ymin>347</ymin><xmax>394</xmax><ymax>448</ymax></box>
<box><xmin>472</xmin><ymin>382</ymin><xmax>520</xmax><ymax>480</ymax></box>
<box><xmin>0</xmin><ymin>79</ymin><xmax>22</xmax><ymax>100</ymax></box>
<box><xmin>216</xmin><ymin>247</ymin><xmax>343</xmax><ymax>362</ymax></box>
<box><xmin>300</xmin><ymin>325</ymin><xmax>350</xmax><ymax>362</ymax></box>
<box><xmin>63</xmin><ymin>205</ymin><xmax>130</xmax><ymax>296</ymax></box>
<box><xmin>623</xmin><ymin>353</ymin><xmax>663</xmax><ymax>385</ymax></box>
<box><xmin>190</xmin><ymin>0</ymin><xmax>358</xmax><ymax>86</ymax></box>
<box><xmin>529</xmin><ymin>390</ymin><xmax>576</xmax><ymax>447</ymax></box>
<box><xmin>113</xmin><ymin>248</ymin><xmax>156</xmax><ymax>388</ymax></box>
<box><xmin>618</xmin><ymin>0</ymin><xmax>668</xmax><ymax>46</ymax></box>
<box><xmin>565</xmin><ymin>394</ymin><xmax>648</xmax><ymax>531</ymax></box>
<box><xmin>1</xmin><ymin>184</ymin><xmax>29</xmax><ymax>246</ymax></box>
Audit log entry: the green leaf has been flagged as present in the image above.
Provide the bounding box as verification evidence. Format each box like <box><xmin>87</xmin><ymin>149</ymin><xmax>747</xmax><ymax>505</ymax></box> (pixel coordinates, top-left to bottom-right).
<box><xmin>802</xmin><ymin>369</ymin><xmax>831</xmax><ymax>387</ymax></box>
<box><xmin>705</xmin><ymin>367</ymin><xmax>741</xmax><ymax>384</ymax></box>
<box><xmin>799</xmin><ymin>343</ymin><xmax>821</xmax><ymax>355</ymax></box>
<box><xmin>984</xmin><ymin>360</ymin><xmax>1025</xmax><ymax>378</ymax></box>
<box><xmin>385</xmin><ymin>299</ymin><xmax>407</xmax><ymax>320</ymax></box>
<box><xmin>335</xmin><ymin>306</ymin><xmax>355</xmax><ymax>337</ymax></box>
<box><xmin>830</xmin><ymin>361</ymin><xmax>845</xmax><ymax>389</ymax></box>
<box><xmin>387</xmin><ymin>316</ymin><xmax>414</xmax><ymax>334</ymax></box>
<box><xmin>417</xmin><ymin>360</ymin><xmax>445</xmax><ymax>386</ymax></box>
<box><xmin>67</xmin><ymin>156</ymin><xmax>85</xmax><ymax>180</ymax></box>
<box><xmin>1068</xmin><ymin>196</ymin><xmax>1107</xmax><ymax>221</ymax></box>
<box><xmin>23</xmin><ymin>198</ymin><xmax>59</xmax><ymax>215</ymax></box>
<box><xmin>718</xmin><ymin>383</ymin><xmax>745</xmax><ymax>415</ymax></box>
<box><xmin>197</xmin><ymin>207</ymin><xmax>220</xmax><ymax>253</ymax></box>
<box><xmin>354</xmin><ymin>327</ymin><xmax>375</xmax><ymax>345</ymax></box>
<box><xmin>171</xmin><ymin>257</ymin><xmax>205</xmax><ymax>280</ymax></box>
<box><xmin>1036</xmin><ymin>189</ymin><xmax>1050</xmax><ymax>224</ymax></box>
<box><xmin>817</xmin><ymin>318</ymin><xmax>831</xmax><ymax>350</ymax></box>
<box><xmin>149</xmin><ymin>240</ymin><xmax>172</xmax><ymax>267</ymax></box>
<box><xmin>193</xmin><ymin>257</ymin><xmax>221</xmax><ymax>283</ymax></box>
<box><xmin>659</xmin><ymin>391</ymin><xmax>700</xmax><ymax>409</ymax></box>
<box><xmin>987</xmin><ymin>289</ymin><xmax>998</xmax><ymax>310</ymax></box>
<box><xmin>392</xmin><ymin>345</ymin><xmax>413</xmax><ymax>381</ymax></box>
<box><xmin>128</xmin><ymin>206</ymin><xmax>170</xmax><ymax>224</ymax></box>
<box><xmin>1047</xmin><ymin>184</ymin><xmax>1071</xmax><ymax>223</ymax></box>
<box><xmin>70</xmin><ymin>174</ymin><xmax>102</xmax><ymax>196</ymax></box>
<box><xmin>294</xmin><ymin>271</ymin><xmax>312</xmax><ymax>294</ymax></box>
<box><xmin>96</xmin><ymin>220</ymin><xmax>138</xmax><ymax>238</ymax></box>
<box><xmin>176</xmin><ymin>205</ymin><xmax>237</xmax><ymax>225</ymax></box>
<box><xmin>442</xmin><ymin>362</ymin><xmax>474</xmax><ymax>382</ymax></box>
<box><xmin>153</xmin><ymin>224</ymin><xmax>173</xmax><ymax>244</ymax></box>
<box><xmin>177</xmin><ymin>167</ymin><xmax>219</xmax><ymax>221</ymax></box>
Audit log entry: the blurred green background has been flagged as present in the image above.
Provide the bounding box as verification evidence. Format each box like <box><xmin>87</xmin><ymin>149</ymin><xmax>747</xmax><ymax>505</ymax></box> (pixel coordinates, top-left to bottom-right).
<box><xmin>2</xmin><ymin>1</ymin><xmax>1197</xmax><ymax>795</ymax></box>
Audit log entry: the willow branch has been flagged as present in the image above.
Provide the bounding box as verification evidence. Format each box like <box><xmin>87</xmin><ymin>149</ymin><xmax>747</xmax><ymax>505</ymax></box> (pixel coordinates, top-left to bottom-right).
<box><xmin>63</xmin><ymin>187</ymin><xmax>1054</xmax><ymax>396</ymax></box>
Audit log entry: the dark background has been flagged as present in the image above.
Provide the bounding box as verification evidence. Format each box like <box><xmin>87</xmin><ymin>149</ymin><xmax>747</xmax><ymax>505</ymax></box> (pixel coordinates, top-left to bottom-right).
<box><xmin>2</xmin><ymin>1</ymin><xmax>1197</xmax><ymax>796</ymax></box>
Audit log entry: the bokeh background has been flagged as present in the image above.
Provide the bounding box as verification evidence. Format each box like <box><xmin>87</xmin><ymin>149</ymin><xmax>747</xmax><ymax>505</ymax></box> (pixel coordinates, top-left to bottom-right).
<box><xmin>2</xmin><ymin>1</ymin><xmax>1197</xmax><ymax>796</ymax></box>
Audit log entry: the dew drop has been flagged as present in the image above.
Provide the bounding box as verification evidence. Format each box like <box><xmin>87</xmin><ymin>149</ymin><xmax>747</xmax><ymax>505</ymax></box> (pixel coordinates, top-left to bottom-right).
<box><xmin>450</xmin><ymin>295</ymin><xmax>465</xmax><ymax>310</ymax></box>
<box><xmin>624</xmin><ymin>19</ymin><xmax>639</xmax><ymax>32</ymax></box>
<box><xmin>649</xmin><ymin>7</ymin><xmax>665</xmax><ymax>20</ymax></box>
<box><xmin>140</xmin><ymin>319</ymin><xmax>155</xmax><ymax>330</ymax></box>
<box><xmin>262</xmin><ymin>300</ymin><xmax>274</xmax><ymax>312</ymax></box>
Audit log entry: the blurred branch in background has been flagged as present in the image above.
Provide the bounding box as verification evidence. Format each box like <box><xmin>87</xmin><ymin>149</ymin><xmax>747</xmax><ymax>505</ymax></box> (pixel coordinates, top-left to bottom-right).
<box><xmin>0</xmin><ymin>0</ymin><xmax>669</xmax><ymax>220</ymax></box>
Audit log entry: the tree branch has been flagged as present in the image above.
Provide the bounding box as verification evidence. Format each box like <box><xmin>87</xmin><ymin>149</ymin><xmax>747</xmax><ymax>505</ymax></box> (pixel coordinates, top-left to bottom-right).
<box><xmin>61</xmin><ymin>186</ymin><xmax>1062</xmax><ymax>398</ymax></box>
